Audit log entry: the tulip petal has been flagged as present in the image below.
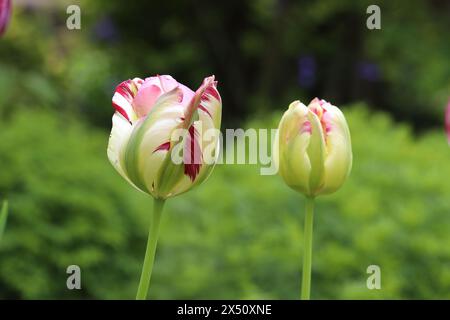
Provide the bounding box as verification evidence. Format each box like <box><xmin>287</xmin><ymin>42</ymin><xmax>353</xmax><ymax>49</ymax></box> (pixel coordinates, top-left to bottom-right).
<box><xmin>182</xmin><ymin>76</ymin><xmax>216</xmax><ymax>129</ymax></box>
<box><xmin>306</xmin><ymin>109</ymin><xmax>326</xmax><ymax>194</ymax></box>
<box><xmin>153</xmin><ymin>76</ymin><xmax>222</xmax><ymax>197</ymax></box>
<box><xmin>107</xmin><ymin>113</ymin><xmax>144</xmax><ymax>192</ymax></box>
<box><xmin>183</xmin><ymin>125</ymin><xmax>202</xmax><ymax>181</ymax></box>
<box><xmin>186</xmin><ymin>78</ymin><xmax>222</xmax><ymax>188</ymax></box>
<box><xmin>124</xmin><ymin>87</ymin><xmax>185</xmax><ymax>196</ymax></box>
<box><xmin>154</xmin><ymin>150</ymin><xmax>186</xmax><ymax>198</ymax></box>
<box><xmin>277</xmin><ymin>101</ymin><xmax>312</xmax><ymax>195</ymax></box>
<box><xmin>319</xmin><ymin>104</ymin><xmax>352</xmax><ymax>195</ymax></box>
<box><xmin>112</xmin><ymin>79</ymin><xmax>141</xmax><ymax>123</ymax></box>
<box><xmin>154</xmin><ymin>141</ymin><xmax>171</xmax><ymax>152</ymax></box>
<box><xmin>132</xmin><ymin>84</ymin><xmax>162</xmax><ymax>118</ymax></box>
<box><xmin>199</xmin><ymin>83</ymin><xmax>221</xmax><ymax>117</ymax></box>
<box><xmin>175</xmin><ymin>76</ymin><xmax>221</xmax><ymax>183</ymax></box>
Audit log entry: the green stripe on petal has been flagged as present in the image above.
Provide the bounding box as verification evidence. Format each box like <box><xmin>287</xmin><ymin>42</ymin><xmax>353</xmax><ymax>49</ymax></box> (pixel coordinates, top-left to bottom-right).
<box><xmin>320</xmin><ymin>105</ymin><xmax>353</xmax><ymax>195</ymax></box>
<box><xmin>123</xmin><ymin>87</ymin><xmax>184</xmax><ymax>193</ymax></box>
<box><xmin>306</xmin><ymin>110</ymin><xmax>326</xmax><ymax>195</ymax></box>
<box><xmin>277</xmin><ymin>101</ymin><xmax>312</xmax><ymax>195</ymax></box>
<box><xmin>154</xmin><ymin>151</ymin><xmax>186</xmax><ymax>198</ymax></box>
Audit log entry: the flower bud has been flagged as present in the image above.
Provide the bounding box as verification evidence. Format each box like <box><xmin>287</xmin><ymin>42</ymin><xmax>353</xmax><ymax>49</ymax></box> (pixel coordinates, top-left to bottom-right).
<box><xmin>107</xmin><ymin>75</ymin><xmax>222</xmax><ymax>199</ymax></box>
<box><xmin>275</xmin><ymin>98</ymin><xmax>352</xmax><ymax>197</ymax></box>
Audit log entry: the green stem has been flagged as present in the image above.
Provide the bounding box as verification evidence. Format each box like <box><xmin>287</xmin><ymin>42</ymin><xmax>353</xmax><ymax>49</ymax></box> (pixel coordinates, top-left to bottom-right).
<box><xmin>301</xmin><ymin>196</ymin><xmax>315</xmax><ymax>300</ymax></box>
<box><xmin>136</xmin><ymin>198</ymin><xmax>165</xmax><ymax>300</ymax></box>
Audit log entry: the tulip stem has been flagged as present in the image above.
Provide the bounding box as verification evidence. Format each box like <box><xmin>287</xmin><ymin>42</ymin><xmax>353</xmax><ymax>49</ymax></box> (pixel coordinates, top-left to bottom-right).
<box><xmin>301</xmin><ymin>196</ymin><xmax>315</xmax><ymax>300</ymax></box>
<box><xmin>136</xmin><ymin>198</ymin><xmax>165</xmax><ymax>300</ymax></box>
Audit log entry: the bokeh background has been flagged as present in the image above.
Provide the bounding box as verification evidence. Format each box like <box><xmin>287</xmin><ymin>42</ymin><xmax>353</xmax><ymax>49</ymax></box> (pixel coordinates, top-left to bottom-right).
<box><xmin>0</xmin><ymin>0</ymin><xmax>449</xmax><ymax>299</ymax></box>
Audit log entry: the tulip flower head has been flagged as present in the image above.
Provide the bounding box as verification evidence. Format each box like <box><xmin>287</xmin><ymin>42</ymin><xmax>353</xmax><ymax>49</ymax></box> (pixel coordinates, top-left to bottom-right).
<box><xmin>107</xmin><ymin>75</ymin><xmax>222</xmax><ymax>199</ymax></box>
<box><xmin>0</xmin><ymin>0</ymin><xmax>11</xmax><ymax>37</ymax></box>
<box><xmin>276</xmin><ymin>98</ymin><xmax>352</xmax><ymax>197</ymax></box>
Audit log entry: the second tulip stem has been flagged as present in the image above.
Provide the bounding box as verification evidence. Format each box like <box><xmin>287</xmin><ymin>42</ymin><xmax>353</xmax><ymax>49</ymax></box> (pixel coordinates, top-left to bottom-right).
<box><xmin>136</xmin><ymin>198</ymin><xmax>165</xmax><ymax>300</ymax></box>
<box><xmin>301</xmin><ymin>196</ymin><xmax>315</xmax><ymax>300</ymax></box>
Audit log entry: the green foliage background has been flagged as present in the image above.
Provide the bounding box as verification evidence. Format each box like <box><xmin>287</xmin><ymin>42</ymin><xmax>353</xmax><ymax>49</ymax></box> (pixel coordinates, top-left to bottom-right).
<box><xmin>0</xmin><ymin>106</ymin><xmax>448</xmax><ymax>299</ymax></box>
<box><xmin>0</xmin><ymin>0</ymin><xmax>449</xmax><ymax>299</ymax></box>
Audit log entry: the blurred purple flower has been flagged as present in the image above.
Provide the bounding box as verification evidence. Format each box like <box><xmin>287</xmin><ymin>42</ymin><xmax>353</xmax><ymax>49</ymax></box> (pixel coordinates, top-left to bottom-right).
<box><xmin>93</xmin><ymin>16</ymin><xmax>118</xmax><ymax>42</ymax></box>
<box><xmin>446</xmin><ymin>100</ymin><xmax>450</xmax><ymax>145</ymax></box>
<box><xmin>297</xmin><ymin>55</ymin><xmax>316</xmax><ymax>88</ymax></box>
<box><xmin>0</xmin><ymin>0</ymin><xmax>12</xmax><ymax>37</ymax></box>
<box><xmin>357</xmin><ymin>61</ymin><xmax>380</xmax><ymax>82</ymax></box>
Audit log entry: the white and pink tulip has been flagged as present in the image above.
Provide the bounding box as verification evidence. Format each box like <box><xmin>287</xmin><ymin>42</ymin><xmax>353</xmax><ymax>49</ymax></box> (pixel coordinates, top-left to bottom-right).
<box><xmin>107</xmin><ymin>75</ymin><xmax>222</xmax><ymax>200</ymax></box>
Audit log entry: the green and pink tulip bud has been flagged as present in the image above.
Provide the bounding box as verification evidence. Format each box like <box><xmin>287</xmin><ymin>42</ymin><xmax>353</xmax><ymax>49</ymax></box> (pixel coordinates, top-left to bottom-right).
<box><xmin>275</xmin><ymin>98</ymin><xmax>352</xmax><ymax>299</ymax></box>
<box><xmin>275</xmin><ymin>98</ymin><xmax>352</xmax><ymax>197</ymax></box>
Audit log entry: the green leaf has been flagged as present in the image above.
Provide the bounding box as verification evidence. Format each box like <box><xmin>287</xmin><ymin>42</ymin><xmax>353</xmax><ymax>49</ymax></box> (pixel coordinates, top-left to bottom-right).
<box><xmin>0</xmin><ymin>200</ymin><xmax>8</xmax><ymax>242</ymax></box>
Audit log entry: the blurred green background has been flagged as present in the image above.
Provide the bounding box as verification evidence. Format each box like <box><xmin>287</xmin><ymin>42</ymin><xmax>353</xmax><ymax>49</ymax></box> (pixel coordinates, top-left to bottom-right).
<box><xmin>0</xmin><ymin>0</ymin><xmax>449</xmax><ymax>299</ymax></box>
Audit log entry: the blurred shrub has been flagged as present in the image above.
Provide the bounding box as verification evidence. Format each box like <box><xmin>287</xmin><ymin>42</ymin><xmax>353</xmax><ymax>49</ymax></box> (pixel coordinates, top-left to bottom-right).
<box><xmin>0</xmin><ymin>110</ymin><xmax>153</xmax><ymax>299</ymax></box>
<box><xmin>0</xmin><ymin>105</ymin><xmax>449</xmax><ymax>299</ymax></box>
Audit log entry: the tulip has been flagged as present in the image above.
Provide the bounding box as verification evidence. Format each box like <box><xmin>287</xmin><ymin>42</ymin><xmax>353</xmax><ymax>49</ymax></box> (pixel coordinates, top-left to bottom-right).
<box><xmin>276</xmin><ymin>98</ymin><xmax>352</xmax><ymax>197</ymax></box>
<box><xmin>107</xmin><ymin>75</ymin><xmax>222</xmax><ymax>299</ymax></box>
<box><xmin>275</xmin><ymin>98</ymin><xmax>352</xmax><ymax>299</ymax></box>
<box><xmin>0</xmin><ymin>0</ymin><xmax>11</xmax><ymax>37</ymax></box>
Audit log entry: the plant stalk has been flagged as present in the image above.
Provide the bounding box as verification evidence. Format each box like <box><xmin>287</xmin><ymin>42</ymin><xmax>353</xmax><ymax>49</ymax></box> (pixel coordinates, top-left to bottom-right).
<box><xmin>301</xmin><ymin>196</ymin><xmax>315</xmax><ymax>300</ymax></box>
<box><xmin>136</xmin><ymin>198</ymin><xmax>165</xmax><ymax>300</ymax></box>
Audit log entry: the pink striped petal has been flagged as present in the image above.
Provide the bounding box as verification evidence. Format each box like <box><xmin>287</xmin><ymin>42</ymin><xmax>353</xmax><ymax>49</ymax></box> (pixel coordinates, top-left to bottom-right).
<box><xmin>112</xmin><ymin>79</ymin><xmax>141</xmax><ymax>122</ymax></box>
<box><xmin>183</xmin><ymin>76</ymin><xmax>219</xmax><ymax>123</ymax></box>
<box><xmin>183</xmin><ymin>126</ymin><xmax>202</xmax><ymax>181</ymax></box>
<box><xmin>112</xmin><ymin>102</ymin><xmax>131</xmax><ymax>122</ymax></box>
<box><xmin>153</xmin><ymin>141</ymin><xmax>171</xmax><ymax>153</ymax></box>
<box><xmin>198</xmin><ymin>105</ymin><xmax>212</xmax><ymax>118</ymax></box>
<box><xmin>203</xmin><ymin>84</ymin><xmax>221</xmax><ymax>102</ymax></box>
<box><xmin>198</xmin><ymin>80</ymin><xmax>221</xmax><ymax>118</ymax></box>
